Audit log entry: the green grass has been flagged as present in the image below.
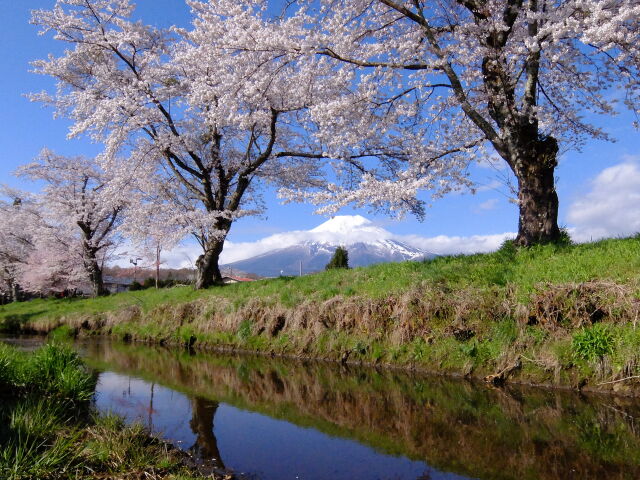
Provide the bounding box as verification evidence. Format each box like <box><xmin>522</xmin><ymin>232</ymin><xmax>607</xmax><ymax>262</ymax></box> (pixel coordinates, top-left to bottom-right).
<box><xmin>2</xmin><ymin>236</ymin><xmax>639</xmax><ymax>328</ymax></box>
<box><xmin>0</xmin><ymin>343</ymin><xmax>222</xmax><ymax>480</ymax></box>
<box><xmin>0</xmin><ymin>286</ymin><xmax>210</xmax><ymax>329</ymax></box>
<box><xmin>0</xmin><ymin>342</ymin><xmax>96</xmax><ymax>401</ymax></box>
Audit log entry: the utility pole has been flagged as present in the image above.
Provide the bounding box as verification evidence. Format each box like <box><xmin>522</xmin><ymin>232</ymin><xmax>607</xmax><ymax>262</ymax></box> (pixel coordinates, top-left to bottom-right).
<box><xmin>155</xmin><ymin>243</ymin><xmax>161</xmax><ymax>289</ymax></box>
<box><xmin>299</xmin><ymin>260</ymin><xmax>302</xmax><ymax>277</ymax></box>
<box><xmin>130</xmin><ymin>257</ymin><xmax>143</xmax><ymax>283</ymax></box>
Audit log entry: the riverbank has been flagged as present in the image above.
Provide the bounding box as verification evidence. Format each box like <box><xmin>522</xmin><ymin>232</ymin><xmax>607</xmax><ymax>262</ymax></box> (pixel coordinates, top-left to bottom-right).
<box><xmin>0</xmin><ymin>342</ymin><xmax>225</xmax><ymax>480</ymax></box>
<box><xmin>2</xmin><ymin>236</ymin><xmax>640</xmax><ymax>395</ymax></box>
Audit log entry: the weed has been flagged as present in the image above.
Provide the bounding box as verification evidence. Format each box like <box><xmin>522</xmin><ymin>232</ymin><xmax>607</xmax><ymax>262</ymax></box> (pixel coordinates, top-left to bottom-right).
<box><xmin>410</xmin><ymin>337</ymin><xmax>429</xmax><ymax>361</ymax></box>
<box><xmin>237</xmin><ymin>319</ymin><xmax>252</xmax><ymax>341</ymax></box>
<box><xmin>572</xmin><ymin>324</ymin><xmax>615</xmax><ymax>361</ymax></box>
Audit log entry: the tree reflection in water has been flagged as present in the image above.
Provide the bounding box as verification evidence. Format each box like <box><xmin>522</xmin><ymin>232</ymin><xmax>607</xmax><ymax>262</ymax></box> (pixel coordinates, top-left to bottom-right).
<box><xmin>189</xmin><ymin>398</ymin><xmax>226</xmax><ymax>470</ymax></box>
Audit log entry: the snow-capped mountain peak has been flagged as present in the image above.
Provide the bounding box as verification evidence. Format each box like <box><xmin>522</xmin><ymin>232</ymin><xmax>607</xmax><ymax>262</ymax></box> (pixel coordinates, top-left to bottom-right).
<box><xmin>222</xmin><ymin>215</ymin><xmax>434</xmax><ymax>277</ymax></box>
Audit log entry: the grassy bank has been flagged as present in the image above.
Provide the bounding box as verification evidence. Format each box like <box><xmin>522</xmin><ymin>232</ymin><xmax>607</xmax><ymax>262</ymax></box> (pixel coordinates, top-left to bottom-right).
<box><xmin>2</xmin><ymin>236</ymin><xmax>640</xmax><ymax>394</ymax></box>
<box><xmin>0</xmin><ymin>343</ymin><xmax>222</xmax><ymax>480</ymax></box>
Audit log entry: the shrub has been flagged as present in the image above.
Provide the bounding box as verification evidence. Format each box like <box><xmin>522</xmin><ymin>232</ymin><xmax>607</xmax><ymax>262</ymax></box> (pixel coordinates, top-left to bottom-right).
<box><xmin>496</xmin><ymin>239</ymin><xmax>518</xmax><ymax>261</ymax></box>
<box><xmin>572</xmin><ymin>324</ymin><xmax>614</xmax><ymax>361</ymax></box>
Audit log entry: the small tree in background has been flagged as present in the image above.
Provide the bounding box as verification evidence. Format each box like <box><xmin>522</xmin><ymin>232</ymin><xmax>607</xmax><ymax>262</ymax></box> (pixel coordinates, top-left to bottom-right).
<box><xmin>326</xmin><ymin>247</ymin><xmax>349</xmax><ymax>270</ymax></box>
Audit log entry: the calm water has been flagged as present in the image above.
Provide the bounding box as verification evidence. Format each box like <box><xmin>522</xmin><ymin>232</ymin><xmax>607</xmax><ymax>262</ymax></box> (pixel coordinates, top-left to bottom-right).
<box><xmin>4</xmin><ymin>335</ymin><xmax>640</xmax><ymax>479</ymax></box>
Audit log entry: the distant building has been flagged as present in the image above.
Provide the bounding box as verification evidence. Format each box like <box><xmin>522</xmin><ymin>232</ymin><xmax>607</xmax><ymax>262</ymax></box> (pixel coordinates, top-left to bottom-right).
<box><xmin>103</xmin><ymin>276</ymin><xmax>134</xmax><ymax>293</ymax></box>
<box><xmin>221</xmin><ymin>276</ymin><xmax>254</xmax><ymax>284</ymax></box>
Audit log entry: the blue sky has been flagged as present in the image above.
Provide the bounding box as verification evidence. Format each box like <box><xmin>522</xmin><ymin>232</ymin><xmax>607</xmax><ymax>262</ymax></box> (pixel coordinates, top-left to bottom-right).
<box><xmin>0</xmin><ymin>1</ymin><xmax>638</xmax><ymax>264</ymax></box>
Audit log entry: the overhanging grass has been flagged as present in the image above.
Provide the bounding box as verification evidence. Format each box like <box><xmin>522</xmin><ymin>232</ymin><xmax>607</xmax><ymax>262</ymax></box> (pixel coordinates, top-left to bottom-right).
<box><xmin>0</xmin><ymin>342</ymin><xmax>96</xmax><ymax>401</ymax></box>
<box><xmin>0</xmin><ymin>343</ymin><xmax>222</xmax><ymax>480</ymax></box>
<box><xmin>2</xmin><ymin>236</ymin><xmax>639</xmax><ymax>327</ymax></box>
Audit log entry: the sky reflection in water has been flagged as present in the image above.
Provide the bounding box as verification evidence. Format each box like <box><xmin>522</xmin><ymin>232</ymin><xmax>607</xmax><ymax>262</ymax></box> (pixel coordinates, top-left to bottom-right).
<box><xmin>95</xmin><ymin>370</ymin><xmax>451</xmax><ymax>480</ymax></box>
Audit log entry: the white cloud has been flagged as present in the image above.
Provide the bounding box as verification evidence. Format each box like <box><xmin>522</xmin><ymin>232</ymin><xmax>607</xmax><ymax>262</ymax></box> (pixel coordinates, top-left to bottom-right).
<box><xmin>568</xmin><ymin>157</ymin><xmax>640</xmax><ymax>242</ymax></box>
<box><xmin>475</xmin><ymin>179</ymin><xmax>504</xmax><ymax>193</ymax></box>
<box><xmin>160</xmin><ymin>245</ymin><xmax>199</xmax><ymax>269</ymax></box>
<box><xmin>398</xmin><ymin>232</ymin><xmax>514</xmax><ymax>255</ymax></box>
<box><xmin>112</xmin><ymin>242</ymin><xmax>199</xmax><ymax>270</ymax></box>
<box><xmin>475</xmin><ymin>198</ymin><xmax>499</xmax><ymax>212</ymax></box>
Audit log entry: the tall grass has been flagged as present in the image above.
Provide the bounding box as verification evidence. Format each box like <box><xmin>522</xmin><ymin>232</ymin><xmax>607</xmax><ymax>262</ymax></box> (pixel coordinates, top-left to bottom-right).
<box><xmin>0</xmin><ymin>342</ymin><xmax>95</xmax><ymax>401</ymax></box>
<box><xmin>0</xmin><ymin>343</ymin><xmax>219</xmax><ymax>480</ymax></box>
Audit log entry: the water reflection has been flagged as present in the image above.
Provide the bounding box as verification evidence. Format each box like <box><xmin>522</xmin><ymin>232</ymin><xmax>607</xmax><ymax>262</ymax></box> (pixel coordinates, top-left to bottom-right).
<box><xmin>189</xmin><ymin>398</ymin><xmax>226</xmax><ymax>470</ymax></box>
<box><xmin>60</xmin><ymin>340</ymin><xmax>640</xmax><ymax>479</ymax></box>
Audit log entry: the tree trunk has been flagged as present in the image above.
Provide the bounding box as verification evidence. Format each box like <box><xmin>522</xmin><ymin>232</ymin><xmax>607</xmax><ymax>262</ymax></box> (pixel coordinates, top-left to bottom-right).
<box><xmin>512</xmin><ymin>136</ymin><xmax>561</xmax><ymax>246</ymax></box>
<box><xmin>194</xmin><ymin>238</ymin><xmax>224</xmax><ymax>289</ymax></box>
<box><xmin>10</xmin><ymin>281</ymin><xmax>20</xmax><ymax>303</ymax></box>
<box><xmin>84</xmin><ymin>248</ymin><xmax>106</xmax><ymax>297</ymax></box>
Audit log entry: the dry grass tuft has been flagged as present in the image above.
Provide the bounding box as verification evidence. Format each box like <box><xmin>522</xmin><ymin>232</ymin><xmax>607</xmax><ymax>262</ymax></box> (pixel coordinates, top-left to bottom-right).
<box><xmin>529</xmin><ymin>281</ymin><xmax>640</xmax><ymax>329</ymax></box>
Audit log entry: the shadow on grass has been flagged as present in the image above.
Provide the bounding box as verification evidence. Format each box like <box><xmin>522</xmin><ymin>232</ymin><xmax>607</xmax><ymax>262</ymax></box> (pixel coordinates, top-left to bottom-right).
<box><xmin>0</xmin><ymin>311</ymin><xmax>48</xmax><ymax>333</ymax></box>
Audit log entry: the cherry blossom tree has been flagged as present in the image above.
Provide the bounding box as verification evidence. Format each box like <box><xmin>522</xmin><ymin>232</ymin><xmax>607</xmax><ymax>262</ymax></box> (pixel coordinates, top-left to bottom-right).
<box><xmin>0</xmin><ymin>190</ymin><xmax>86</xmax><ymax>299</ymax></box>
<box><xmin>19</xmin><ymin>228</ymin><xmax>89</xmax><ymax>296</ymax></box>
<box><xmin>277</xmin><ymin>0</ymin><xmax>639</xmax><ymax>245</ymax></box>
<box><xmin>17</xmin><ymin>150</ymin><xmax>126</xmax><ymax>296</ymax></box>
<box><xmin>32</xmin><ymin>0</ymin><xmax>316</xmax><ymax>288</ymax></box>
<box><xmin>0</xmin><ymin>195</ymin><xmax>37</xmax><ymax>302</ymax></box>
<box><xmin>32</xmin><ymin>0</ymin><xmax>478</xmax><ymax>287</ymax></box>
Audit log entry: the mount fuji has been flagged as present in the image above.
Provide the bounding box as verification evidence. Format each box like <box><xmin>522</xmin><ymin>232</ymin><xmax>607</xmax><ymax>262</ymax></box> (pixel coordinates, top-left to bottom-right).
<box><xmin>221</xmin><ymin>215</ymin><xmax>434</xmax><ymax>277</ymax></box>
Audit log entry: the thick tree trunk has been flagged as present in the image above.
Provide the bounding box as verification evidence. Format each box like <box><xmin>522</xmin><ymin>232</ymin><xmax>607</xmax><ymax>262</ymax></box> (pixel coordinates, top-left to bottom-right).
<box><xmin>194</xmin><ymin>238</ymin><xmax>225</xmax><ymax>289</ymax></box>
<box><xmin>84</xmin><ymin>248</ymin><xmax>106</xmax><ymax>297</ymax></box>
<box><xmin>512</xmin><ymin>136</ymin><xmax>561</xmax><ymax>246</ymax></box>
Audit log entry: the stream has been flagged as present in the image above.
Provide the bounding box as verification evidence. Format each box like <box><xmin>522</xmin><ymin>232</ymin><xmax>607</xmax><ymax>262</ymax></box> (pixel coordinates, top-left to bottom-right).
<box><xmin>3</xmin><ymin>335</ymin><xmax>640</xmax><ymax>479</ymax></box>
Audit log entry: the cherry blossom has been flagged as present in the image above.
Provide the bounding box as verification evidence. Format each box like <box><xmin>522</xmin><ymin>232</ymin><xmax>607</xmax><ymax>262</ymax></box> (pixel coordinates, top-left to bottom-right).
<box><xmin>17</xmin><ymin>150</ymin><xmax>126</xmax><ymax>296</ymax></box>
<box><xmin>272</xmin><ymin>0</ymin><xmax>640</xmax><ymax>244</ymax></box>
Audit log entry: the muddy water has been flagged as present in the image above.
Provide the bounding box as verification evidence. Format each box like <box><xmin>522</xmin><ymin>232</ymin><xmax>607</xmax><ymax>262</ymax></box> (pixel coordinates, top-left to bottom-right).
<box><xmin>5</xmin><ymin>336</ymin><xmax>640</xmax><ymax>479</ymax></box>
